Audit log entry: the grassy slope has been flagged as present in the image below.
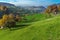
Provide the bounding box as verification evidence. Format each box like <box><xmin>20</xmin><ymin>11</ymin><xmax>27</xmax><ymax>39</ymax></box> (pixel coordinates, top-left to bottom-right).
<box><xmin>22</xmin><ymin>14</ymin><xmax>49</xmax><ymax>22</ymax></box>
<box><xmin>0</xmin><ymin>15</ymin><xmax>60</xmax><ymax>40</ymax></box>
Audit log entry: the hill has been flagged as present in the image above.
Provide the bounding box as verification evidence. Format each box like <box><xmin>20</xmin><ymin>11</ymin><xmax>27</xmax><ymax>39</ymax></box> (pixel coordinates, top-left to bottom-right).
<box><xmin>0</xmin><ymin>2</ymin><xmax>15</xmax><ymax>7</ymax></box>
<box><xmin>0</xmin><ymin>15</ymin><xmax>60</xmax><ymax>40</ymax></box>
<box><xmin>17</xmin><ymin>6</ymin><xmax>46</xmax><ymax>14</ymax></box>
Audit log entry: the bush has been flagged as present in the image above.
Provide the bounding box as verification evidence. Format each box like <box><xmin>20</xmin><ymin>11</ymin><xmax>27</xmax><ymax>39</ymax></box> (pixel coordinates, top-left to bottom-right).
<box><xmin>15</xmin><ymin>15</ymin><xmax>21</xmax><ymax>22</ymax></box>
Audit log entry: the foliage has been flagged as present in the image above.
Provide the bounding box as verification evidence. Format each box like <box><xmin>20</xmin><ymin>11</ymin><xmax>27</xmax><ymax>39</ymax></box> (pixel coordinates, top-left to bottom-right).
<box><xmin>2</xmin><ymin>14</ymin><xmax>8</xmax><ymax>21</ymax></box>
<box><xmin>0</xmin><ymin>14</ymin><xmax>8</xmax><ymax>29</ymax></box>
<box><xmin>7</xmin><ymin>14</ymin><xmax>16</xmax><ymax>28</ymax></box>
<box><xmin>15</xmin><ymin>15</ymin><xmax>21</xmax><ymax>22</ymax></box>
<box><xmin>45</xmin><ymin>5</ymin><xmax>60</xmax><ymax>14</ymax></box>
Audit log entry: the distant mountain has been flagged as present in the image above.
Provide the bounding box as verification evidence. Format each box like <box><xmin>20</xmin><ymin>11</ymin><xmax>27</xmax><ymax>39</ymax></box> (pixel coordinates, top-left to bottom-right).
<box><xmin>17</xmin><ymin>6</ymin><xmax>46</xmax><ymax>13</ymax></box>
<box><xmin>0</xmin><ymin>2</ymin><xmax>15</xmax><ymax>7</ymax></box>
<box><xmin>0</xmin><ymin>2</ymin><xmax>46</xmax><ymax>16</ymax></box>
<box><xmin>26</xmin><ymin>6</ymin><xmax>46</xmax><ymax>11</ymax></box>
<box><xmin>26</xmin><ymin>6</ymin><xmax>46</xmax><ymax>13</ymax></box>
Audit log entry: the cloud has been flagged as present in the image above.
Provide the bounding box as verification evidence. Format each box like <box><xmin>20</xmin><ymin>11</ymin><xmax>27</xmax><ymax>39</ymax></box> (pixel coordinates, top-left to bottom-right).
<box><xmin>0</xmin><ymin>0</ymin><xmax>60</xmax><ymax>6</ymax></box>
<box><xmin>8</xmin><ymin>0</ymin><xmax>60</xmax><ymax>6</ymax></box>
<box><xmin>8</xmin><ymin>0</ymin><xmax>40</xmax><ymax>6</ymax></box>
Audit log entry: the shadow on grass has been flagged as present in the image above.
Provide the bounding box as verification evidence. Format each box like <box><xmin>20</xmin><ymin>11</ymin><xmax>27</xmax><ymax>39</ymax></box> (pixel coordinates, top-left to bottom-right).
<box><xmin>9</xmin><ymin>23</ymin><xmax>31</xmax><ymax>31</ymax></box>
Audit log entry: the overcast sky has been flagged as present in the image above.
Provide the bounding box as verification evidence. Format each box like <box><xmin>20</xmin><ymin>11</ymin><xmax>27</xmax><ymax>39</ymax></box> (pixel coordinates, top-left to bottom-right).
<box><xmin>0</xmin><ymin>0</ymin><xmax>60</xmax><ymax>6</ymax></box>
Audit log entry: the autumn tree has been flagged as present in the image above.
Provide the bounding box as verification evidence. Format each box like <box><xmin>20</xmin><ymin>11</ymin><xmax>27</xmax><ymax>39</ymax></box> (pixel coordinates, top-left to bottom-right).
<box><xmin>0</xmin><ymin>14</ymin><xmax>8</xmax><ymax>29</ymax></box>
<box><xmin>2</xmin><ymin>14</ymin><xmax>8</xmax><ymax>21</ymax></box>
<box><xmin>45</xmin><ymin>5</ymin><xmax>58</xmax><ymax>15</ymax></box>
<box><xmin>7</xmin><ymin>13</ymin><xmax>16</xmax><ymax>28</ymax></box>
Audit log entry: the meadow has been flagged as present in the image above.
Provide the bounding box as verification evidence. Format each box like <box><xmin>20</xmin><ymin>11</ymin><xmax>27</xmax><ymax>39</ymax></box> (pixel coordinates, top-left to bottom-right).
<box><xmin>0</xmin><ymin>13</ymin><xmax>60</xmax><ymax>40</ymax></box>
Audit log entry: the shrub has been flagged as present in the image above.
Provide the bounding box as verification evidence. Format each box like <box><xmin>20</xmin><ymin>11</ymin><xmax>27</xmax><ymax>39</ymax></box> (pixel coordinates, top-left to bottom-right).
<box><xmin>6</xmin><ymin>14</ymin><xmax>16</xmax><ymax>28</ymax></box>
<box><xmin>15</xmin><ymin>15</ymin><xmax>21</xmax><ymax>22</ymax></box>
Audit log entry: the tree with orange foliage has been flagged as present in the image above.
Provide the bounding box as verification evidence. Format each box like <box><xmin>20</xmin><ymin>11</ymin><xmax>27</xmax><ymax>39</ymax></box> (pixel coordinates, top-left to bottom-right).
<box><xmin>45</xmin><ymin>5</ymin><xmax>58</xmax><ymax>15</ymax></box>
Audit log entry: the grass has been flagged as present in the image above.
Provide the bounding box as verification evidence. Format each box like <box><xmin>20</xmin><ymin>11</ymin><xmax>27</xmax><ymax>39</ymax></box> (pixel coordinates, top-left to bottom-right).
<box><xmin>0</xmin><ymin>14</ymin><xmax>60</xmax><ymax>40</ymax></box>
<box><xmin>21</xmin><ymin>14</ymin><xmax>50</xmax><ymax>23</ymax></box>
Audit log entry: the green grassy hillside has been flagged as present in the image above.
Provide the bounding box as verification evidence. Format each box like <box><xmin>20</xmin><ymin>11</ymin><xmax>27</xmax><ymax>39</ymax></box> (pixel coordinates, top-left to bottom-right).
<box><xmin>22</xmin><ymin>14</ymin><xmax>51</xmax><ymax>23</ymax></box>
<box><xmin>0</xmin><ymin>15</ymin><xmax>60</xmax><ymax>40</ymax></box>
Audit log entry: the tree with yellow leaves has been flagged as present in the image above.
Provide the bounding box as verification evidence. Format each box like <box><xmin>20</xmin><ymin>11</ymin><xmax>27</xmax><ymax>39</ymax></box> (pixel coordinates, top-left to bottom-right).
<box><xmin>0</xmin><ymin>14</ymin><xmax>8</xmax><ymax>29</ymax></box>
<box><xmin>8</xmin><ymin>13</ymin><xmax>15</xmax><ymax>20</ymax></box>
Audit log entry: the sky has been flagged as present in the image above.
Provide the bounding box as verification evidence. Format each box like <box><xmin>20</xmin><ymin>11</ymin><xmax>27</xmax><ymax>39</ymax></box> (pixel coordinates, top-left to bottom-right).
<box><xmin>0</xmin><ymin>0</ymin><xmax>60</xmax><ymax>6</ymax></box>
